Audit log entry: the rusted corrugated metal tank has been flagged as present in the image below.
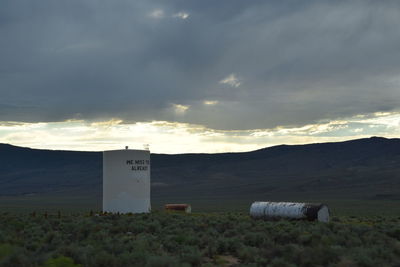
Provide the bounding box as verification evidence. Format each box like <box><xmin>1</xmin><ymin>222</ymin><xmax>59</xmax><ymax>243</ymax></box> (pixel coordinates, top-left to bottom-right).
<box><xmin>165</xmin><ymin>204</ymin><xmax>191</xmax><ymax>213</ymax></box>
<box><xmin>250</xmin><ymin>201</ymin><xmax>329</xmax><ymax>222</ymax></box>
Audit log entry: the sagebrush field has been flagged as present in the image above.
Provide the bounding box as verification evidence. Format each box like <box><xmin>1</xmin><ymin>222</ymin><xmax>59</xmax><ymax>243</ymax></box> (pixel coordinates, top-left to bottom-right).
<box><xmin>0</xmin><ymin>211</ymin><xmax>399</xmax><ymax>266</ymax></box>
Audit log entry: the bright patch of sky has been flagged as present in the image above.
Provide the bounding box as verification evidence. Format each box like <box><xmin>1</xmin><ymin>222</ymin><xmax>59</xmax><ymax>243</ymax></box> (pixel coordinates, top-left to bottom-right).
<box><xmin>1</xmin><ymin>112</ymin><xmax>399</xmax><ymax>154</ymax></box>
<box><xmin>219</xmin><ymin>74</ymin><xmax>241</xmax><ymax>88</ymax></box>
<box><xmin>203</xmin><ymin>100</ymin><xmax>219</xmax><ymax>106</ymax></box>
<box><xmin>172</xmin><ymin>104</ymin><xmax>190</xmax><ymax>115</ymax></box>
<box><xmin>149</xmin><ymin>9</ymin><xmax>189</xmax><ymax>20</ymax></box>
<box><xmin>173</xmin><ymin>12</ymin><xmax>190</xmax><ymax>19</ymax></box>
<box><xmin>149</xmin><ymin>9</ymin><xmax>165</xmax><ymax>19</ymax></box>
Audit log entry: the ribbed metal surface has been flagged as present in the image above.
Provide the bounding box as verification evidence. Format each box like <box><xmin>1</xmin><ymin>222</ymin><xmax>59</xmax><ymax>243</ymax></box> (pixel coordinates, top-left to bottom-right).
<box><xmin>250</xmin><ymin>201</ymin><xmax>329</xmax><ymax>222</ymax></box>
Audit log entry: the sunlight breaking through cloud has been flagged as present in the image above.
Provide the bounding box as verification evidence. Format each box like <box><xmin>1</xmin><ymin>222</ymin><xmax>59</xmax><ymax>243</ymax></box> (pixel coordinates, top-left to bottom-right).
<box><xmin>172</xmin><ymin>104</ymin><xmax>190</xmax><ymax>115</ymax></box>
<box><xmin>173</xmin><ymin>12</ymin><xmax>189</xmax><ymax>19</ymax></box>
<box><xmin>0</xmin><ymin>112</ymin><xmax>399</xmax><ymax>154</ymax></box>
<box><xmin>219</xmin><ymin>74</ymin><xmax>241</xmax><ymax>88</ymax></box>
<box><xmin>203</xmin><ymin>100</ymin><xmax>219</xmax><ymax>106</ymax></box>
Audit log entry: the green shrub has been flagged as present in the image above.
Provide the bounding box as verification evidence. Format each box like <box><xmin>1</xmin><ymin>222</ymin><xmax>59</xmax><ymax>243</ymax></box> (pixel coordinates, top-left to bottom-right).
<box><xmin>181</xmin><ymin>246</ymin><xmax>202</xmax><ymax>266</ymax></box>
<box><xmin>269</xmin><ymin>257</ymin><xmax>296</xmax><ymax>267</ymax></box>
<box><xmin>237</xmin><ymin>245</ymin><xmax>258</xmax><ymax>263</ymax></box>
<box><xmin>0</xmin><ymin>212</ymin><xmax>399</xmax><ymax>266</ymax></box>
<box><xmin>0</xmin><ymin>244</ymin><xmax>14</xmax><ymax>260</ymax></box>
<box><xmin>42</xmin><ymin>256</ymin><xmax>82</xmax><ymax>267</ymax></box>
<box><xmin>145</xmin><ymin>255</ymin><xmax>179</xmax><ymax>267</ymax></box>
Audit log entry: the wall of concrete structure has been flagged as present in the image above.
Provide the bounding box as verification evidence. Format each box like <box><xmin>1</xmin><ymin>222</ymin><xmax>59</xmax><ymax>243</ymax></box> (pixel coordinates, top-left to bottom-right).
<box><xmin>103</xmin><ymin>149</ymin><xmax>150</xmax><ymax>213</ymax></box>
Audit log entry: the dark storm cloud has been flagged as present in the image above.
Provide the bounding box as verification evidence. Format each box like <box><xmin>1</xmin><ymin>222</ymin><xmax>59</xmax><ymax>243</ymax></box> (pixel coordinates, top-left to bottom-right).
<box><xmin>1</xmin><ymin>0</ymin><xmax>400</xmax><ymax>129</ymax></box>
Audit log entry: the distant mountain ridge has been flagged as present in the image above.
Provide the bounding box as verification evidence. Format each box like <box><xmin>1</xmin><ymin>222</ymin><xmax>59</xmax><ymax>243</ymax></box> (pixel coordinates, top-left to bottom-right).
<box><xmin>1</xmin><ymin>137</ymin><xmax>399</xmax><ymax>203</ymax></box>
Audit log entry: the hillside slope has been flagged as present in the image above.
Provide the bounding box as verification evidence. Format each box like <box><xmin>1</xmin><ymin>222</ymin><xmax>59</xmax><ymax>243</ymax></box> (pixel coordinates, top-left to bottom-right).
<box><xmin>0</xmin><ymin>137</ymin><xmax>399</xmax><ymax>203</ymax></box>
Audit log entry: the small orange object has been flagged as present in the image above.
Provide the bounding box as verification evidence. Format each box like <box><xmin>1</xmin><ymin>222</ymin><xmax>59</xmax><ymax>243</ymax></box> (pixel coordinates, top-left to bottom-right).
<box><xmin>164</xmin><ymin>204</ymin><xmax>191</xmax><ymax>213</ymax></box>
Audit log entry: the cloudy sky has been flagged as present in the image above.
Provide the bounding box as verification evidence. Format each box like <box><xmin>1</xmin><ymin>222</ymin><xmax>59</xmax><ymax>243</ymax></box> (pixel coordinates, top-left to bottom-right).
<box><xmin>1</xmin><ymin>0</ymin><xmax>400</xmax><ymax>153</ymax></box>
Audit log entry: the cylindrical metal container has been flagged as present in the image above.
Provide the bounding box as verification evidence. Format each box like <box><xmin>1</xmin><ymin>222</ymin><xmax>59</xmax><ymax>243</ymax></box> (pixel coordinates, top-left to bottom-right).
<box><xmin>165</xmin><ymin>204</ymin><xmax>191</xmax><ymax>213</ymax></box>
<box><xmin>103</xmin><ymin>149</ymin><xmax>150</xmax><ymax>213</ymax></box>
<box><xmin>250</xmin><ymin>201</ymin><xmax>329</xmax><ymax>222</ymax></box>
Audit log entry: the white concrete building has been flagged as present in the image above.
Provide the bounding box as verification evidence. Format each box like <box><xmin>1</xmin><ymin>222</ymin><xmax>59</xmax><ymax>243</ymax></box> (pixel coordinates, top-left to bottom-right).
<box><xmin>103</xmin><ymin>148</ymin><xmax>150</xmax><ymax>213</ymax></box>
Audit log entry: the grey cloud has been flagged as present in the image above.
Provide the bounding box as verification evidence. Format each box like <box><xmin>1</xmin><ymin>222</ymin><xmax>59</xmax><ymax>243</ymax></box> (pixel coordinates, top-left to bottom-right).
<box><xmin>1</xmin><ymin>0</ymin><xmax>400</xmax><ymax>129</ymax></box>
